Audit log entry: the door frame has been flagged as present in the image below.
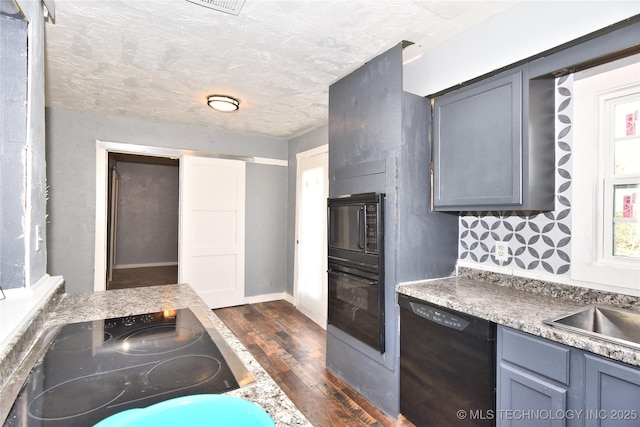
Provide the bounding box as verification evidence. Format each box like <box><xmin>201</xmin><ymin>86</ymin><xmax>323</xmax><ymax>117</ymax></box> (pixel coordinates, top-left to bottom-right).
<box><xmin>94</xmin><ymin>140</ymin><xmax>283</xmax><ymax>292</ymax></box>
<box><xmin>293</xmin><ymin>144</ymin><xmax>329</xmax><ymax>327</ymax></box>
<box><xmin>95</xmin><ymin>141</ymin><xmax>183</xmax><ymax>291</ymax></box>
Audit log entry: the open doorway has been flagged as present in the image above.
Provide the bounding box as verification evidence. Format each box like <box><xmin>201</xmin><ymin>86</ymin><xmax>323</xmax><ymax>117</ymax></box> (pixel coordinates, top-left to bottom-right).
<box><xmin>106</xmin><ymin>153</ymin><xmax>179</xmax><ymax>290</ymax></box>
<box><xmin>95</xmin><ymin>142</ymin><xmax>247</xmax><ymax>307</ymax></box>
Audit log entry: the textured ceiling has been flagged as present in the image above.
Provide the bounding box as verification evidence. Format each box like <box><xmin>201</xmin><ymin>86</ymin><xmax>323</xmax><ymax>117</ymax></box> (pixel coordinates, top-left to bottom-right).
<box><xmin>44</xmin><ymin>0</ymin><xmax>517</xmax><ymax>139</ymax></box>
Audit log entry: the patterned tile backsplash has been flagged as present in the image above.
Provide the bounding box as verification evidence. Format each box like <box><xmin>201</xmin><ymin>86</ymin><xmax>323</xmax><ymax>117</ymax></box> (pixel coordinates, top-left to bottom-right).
<box><xmin>459</xmin><ymin>75</ymin><xmax>573</xmax><ymax>276</ymax></box>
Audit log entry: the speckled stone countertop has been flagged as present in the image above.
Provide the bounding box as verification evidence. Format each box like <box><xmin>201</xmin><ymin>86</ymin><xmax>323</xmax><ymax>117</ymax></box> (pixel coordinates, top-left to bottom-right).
<box><xmin>1</xmin><ymin>284</ymin><xmax>311</xmax><ymax>427</ymax></box>
<box><xmin>396</xmin><ymin>269</ymin><xmax>640</xmax><ymax>368</ymax></box>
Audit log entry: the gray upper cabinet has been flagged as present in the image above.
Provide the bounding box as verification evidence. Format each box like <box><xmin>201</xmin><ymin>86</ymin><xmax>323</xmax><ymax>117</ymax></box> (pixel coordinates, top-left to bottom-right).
<box><xmin>432</xmin><ymin>17</ymin><xmax>640</xmax><ymax>213</ymax></box>
<box><xmin>433</xmin><ymin>65</ymin><xmax>555</xmax><ymax>211</ymax></box>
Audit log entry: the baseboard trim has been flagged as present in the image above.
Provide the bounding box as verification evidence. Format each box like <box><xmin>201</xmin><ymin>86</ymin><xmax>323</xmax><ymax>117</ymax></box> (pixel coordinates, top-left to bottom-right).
<box><xmin>244</xmin><ymin>292</ymin><xmax>294</xmax><ymax>305</ymax></box>
<box><xmin>114</xmin><ymin>262</ymin><xmax>178</xmax><ymax>269</ymax></box>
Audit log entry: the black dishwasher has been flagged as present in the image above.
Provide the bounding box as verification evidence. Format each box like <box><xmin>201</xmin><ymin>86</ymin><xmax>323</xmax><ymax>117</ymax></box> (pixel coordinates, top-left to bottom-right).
<box><xmin>399</xmin><ymin>293</ymin><xmax>496</xmax><ymax>426</ymax></box>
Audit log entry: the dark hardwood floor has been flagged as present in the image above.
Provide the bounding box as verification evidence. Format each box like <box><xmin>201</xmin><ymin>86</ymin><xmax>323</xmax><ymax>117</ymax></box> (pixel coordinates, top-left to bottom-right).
<box><xmin>214</xmin><ymin>300</ymin><xmax>415</xmax><ymax>427</ymax></box>
<box><xmin>107</xmin><ymin>265</ymin><xmax>178</xmax><ymax>290</ymax></box>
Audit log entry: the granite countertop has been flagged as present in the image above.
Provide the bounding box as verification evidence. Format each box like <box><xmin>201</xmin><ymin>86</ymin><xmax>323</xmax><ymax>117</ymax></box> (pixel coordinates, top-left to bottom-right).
<box><xmin>396</xmin><ymin>272</ymin><xmax>640</xmax><ymax>367</ymax></box>
<box><xmin>0</xmin><ymin>284</ymin><xmax>311</xmax><ymax>427</ymax></box>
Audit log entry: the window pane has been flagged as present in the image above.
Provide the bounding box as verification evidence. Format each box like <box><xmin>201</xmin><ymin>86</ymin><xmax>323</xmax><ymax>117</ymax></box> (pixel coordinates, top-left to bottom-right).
<box><xmin>615</xmin><ymin>137</ymin><xmax>640</xmax><ymax>175</ymax></box>
<box><xmin>614</xmin><ymin>184</ymin><xmax>639</xmax><ymax>219</ymax></box>
<box><xmin>613</xmin><ymin>222</ymin><xmax>640</xmax><ymax>258</ymax></box>
<box><xmin>614</xmin><ymin>99</ymin><xmax>640</xmax><ymax>175</ymax></box>
<box><xmin>614</xmin><ymin>99</ymin><xmax>639</xmax><ymax>138</ymax></box>
<box><xmin>613</xmin><ymin>184</ymin><xmax>640</xmax><ymax>258</ymax></box>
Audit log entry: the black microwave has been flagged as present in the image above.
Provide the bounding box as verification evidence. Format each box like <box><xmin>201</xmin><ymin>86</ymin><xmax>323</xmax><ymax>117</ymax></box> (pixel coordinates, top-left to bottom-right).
<box><xmin>327</xmin><ymin>193</ymin><xmax>384</xmax><ymax>256</ymax></box>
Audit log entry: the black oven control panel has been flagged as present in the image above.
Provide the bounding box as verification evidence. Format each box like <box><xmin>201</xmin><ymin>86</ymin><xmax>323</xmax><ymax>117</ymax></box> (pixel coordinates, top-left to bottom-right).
<box><xmin>365</xmin><ymin>204</ymin><xmax>379</xmax><ymax>253</ymax></box>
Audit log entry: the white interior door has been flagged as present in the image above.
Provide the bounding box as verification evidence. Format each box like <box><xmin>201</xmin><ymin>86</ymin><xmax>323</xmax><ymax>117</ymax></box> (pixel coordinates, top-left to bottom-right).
<box><xmin>179</xmin><ymin>156</ymin><xmax>245</xmax><ymax>308</ymax></box>
<box><xmin>294</xmin><ymin>147</ymin><xmax>328</xmax><ymax>328</ymax></box>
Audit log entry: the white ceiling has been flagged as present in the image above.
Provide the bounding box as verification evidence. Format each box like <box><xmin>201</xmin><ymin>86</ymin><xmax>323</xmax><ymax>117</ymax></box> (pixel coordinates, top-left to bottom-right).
<box><xmin>44</xmin><ymin>0</ymin><xmax>518</xmax><ymax>139</ymax></box>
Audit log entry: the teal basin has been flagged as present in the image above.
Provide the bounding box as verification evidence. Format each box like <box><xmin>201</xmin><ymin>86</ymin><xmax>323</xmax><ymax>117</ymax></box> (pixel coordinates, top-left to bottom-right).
<box><xmin>93</xmin><ymin>394</ymin><xmax>275</xmax><ymax>427</ymax></box>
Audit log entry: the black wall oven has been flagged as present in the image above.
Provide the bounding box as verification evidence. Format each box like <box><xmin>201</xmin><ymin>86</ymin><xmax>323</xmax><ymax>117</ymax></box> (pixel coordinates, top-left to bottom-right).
<box><xmin>327</xmin><ymin>193</ymin><xmax>385</xmax><ymax>353</ymax></box>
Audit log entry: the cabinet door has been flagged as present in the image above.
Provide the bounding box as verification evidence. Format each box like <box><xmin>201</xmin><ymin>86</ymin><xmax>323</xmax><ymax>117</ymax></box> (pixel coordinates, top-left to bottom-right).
<box><xmin>500</xmin><ymin>327</ymin><xmax>571</xmax><ymax>385</ymax></box>
<box><xmin>433</xmin><ymin>68</ymin><xmax>523</xmax><ymax>210</ymax></box>
<box><xmin>585</xmin><ymin>354</ymin><xmax>640</xmax><ymax>427</ymax></box>
<box><xmin>498</xmin><ymin>363</ymin><xmax>567</xmax><ymax>427</ymax></box>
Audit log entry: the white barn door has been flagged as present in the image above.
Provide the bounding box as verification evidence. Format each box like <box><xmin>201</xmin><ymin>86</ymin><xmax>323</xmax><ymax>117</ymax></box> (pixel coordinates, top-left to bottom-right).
<box><xmin>180</xmin><ymin>156</ymin><xmax>245</xmax><ymax>308</ymax></box>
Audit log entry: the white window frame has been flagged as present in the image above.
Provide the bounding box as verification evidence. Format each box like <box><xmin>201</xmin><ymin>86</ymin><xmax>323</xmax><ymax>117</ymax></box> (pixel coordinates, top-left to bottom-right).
<box><xmin>572</xmin><ymin>55</ymin><xmax>640</xmax><ymax>294</ymax></box>
<box><xmin>601</xmin><ymin>90</ymin><xmax>640</xmax><ymax>262</ymax></box>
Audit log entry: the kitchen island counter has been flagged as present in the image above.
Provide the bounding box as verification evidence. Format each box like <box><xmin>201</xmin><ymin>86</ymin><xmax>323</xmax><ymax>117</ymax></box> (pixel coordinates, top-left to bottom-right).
<box><xmin>1</xmin><ymin>284</ymin><xmax>311</xmax><ymax>427</ymax></box>
<box><xmin>397</xmin><ymin>269</ymin><xmax>640</xmax><ymax>368</ymax></box>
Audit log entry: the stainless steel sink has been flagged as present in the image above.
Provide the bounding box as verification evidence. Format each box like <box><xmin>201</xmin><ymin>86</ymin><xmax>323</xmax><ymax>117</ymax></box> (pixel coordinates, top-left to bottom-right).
<box><xmin>544</xmin><ymin>305</ymin><xmax>640</xmax><ymax>350</ymax></box>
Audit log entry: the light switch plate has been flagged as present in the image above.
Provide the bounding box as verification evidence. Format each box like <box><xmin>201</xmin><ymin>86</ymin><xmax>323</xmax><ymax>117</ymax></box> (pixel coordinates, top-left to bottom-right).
<box><xmin>35</xmin><ymin>225</ymin><xmax>43</xmax><ymax>251</ymax></box>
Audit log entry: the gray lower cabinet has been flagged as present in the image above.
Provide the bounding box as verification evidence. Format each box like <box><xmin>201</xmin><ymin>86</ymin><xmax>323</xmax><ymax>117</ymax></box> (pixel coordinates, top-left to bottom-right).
<box><xmin>499</xmin><ymin>364</ymin><xmax>567</xmax><ymax>427</ymax></box>
<box><xmin>432</xmin><ymin>65</ymin><xmax>555</xmax><ymax>212</ymax></box>
<box><xmin>584</xmin><ymin>354</ymin><xmax>640</xmax><ymax>427</ymax></box>
<box><xmin>498</xmin><ymin>326</ymin><xmax>640</xmax><ymax>427</ymax></box>
<box><xmin>497</xmin><ymin>326</ymin><xmax>572</xmax><ymax>427</ymax></box>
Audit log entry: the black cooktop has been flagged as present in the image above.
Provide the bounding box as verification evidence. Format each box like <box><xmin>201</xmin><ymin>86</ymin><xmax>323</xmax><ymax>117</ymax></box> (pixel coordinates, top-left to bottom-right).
<box><xmin>4</xmin><ymin>308</ymin><xmax>245</xmax><ymax>427</ymax></box>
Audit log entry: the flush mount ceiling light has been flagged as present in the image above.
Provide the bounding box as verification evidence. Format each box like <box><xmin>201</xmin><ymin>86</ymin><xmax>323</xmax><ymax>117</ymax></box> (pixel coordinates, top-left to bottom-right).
<box><xmin>207</xmin><ymin>95</ymin><xmax>240</xmax><ymax>112</ymax></box>
<box><xmin>185</xmin><ymin>0</ymin><xmax>246</xmax><ymax>16</ymax></box>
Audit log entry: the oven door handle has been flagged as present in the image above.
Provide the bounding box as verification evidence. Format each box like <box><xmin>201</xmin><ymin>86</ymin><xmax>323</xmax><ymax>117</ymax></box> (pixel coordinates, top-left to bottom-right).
<box><xmin>357</xmin><ymin>206</ymin><xmax>365</xmax><ymax>250</ymax></box>
<box><xmin>328</xmin><ymin>269</ymin><xmax>377</xmax><ymax>286</ymax></box>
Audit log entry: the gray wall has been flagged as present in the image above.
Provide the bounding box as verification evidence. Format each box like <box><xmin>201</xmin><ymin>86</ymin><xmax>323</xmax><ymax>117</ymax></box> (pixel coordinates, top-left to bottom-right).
<box><xmin>114</xmin><ymin>161</ymin><xmax>179</xmax><ymax>266</ymax></box>
<box><xmin>25</xmin><ymin>0</ymin><xmax>48</xmax><ymax>286</ymax></box>
<box><xmin>0</xmin><ymin>0</ymin><xmax>47</xmax><ymax>289</ymax></box>
<box><xmin>285</xmin><ymin>125</ymin><xmax>328</xmax><ymax>295</ymax></box>
<box><xmin>46</xmin><ymin>107</ymin><xmax>288</xmax><ymax>294</ymax></box>
<box><xmin>0</xmin><ymin>12</ymin><xmax>27</xmax><ymax>289</ymax></box>
<box><xmin>246</xmin><ymin>163</ymin><xmax>288</xmax><ymax>297</ymax></box>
